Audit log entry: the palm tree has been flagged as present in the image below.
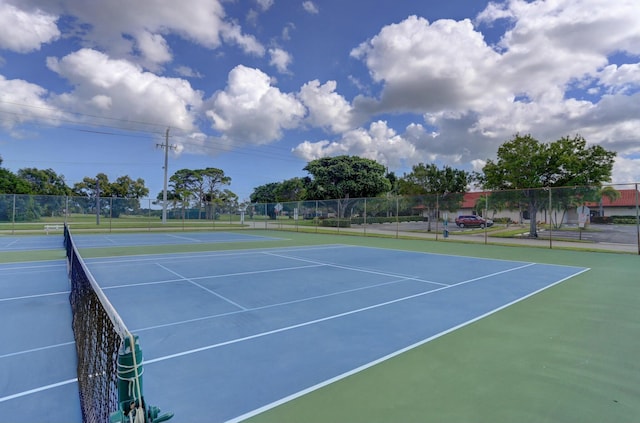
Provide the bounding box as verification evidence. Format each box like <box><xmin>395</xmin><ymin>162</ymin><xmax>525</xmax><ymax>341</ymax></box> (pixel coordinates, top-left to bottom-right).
<box><xmin>598</xmin><ymin>186</ymin><xmax>621</xmax><ymax>217</ymax></box>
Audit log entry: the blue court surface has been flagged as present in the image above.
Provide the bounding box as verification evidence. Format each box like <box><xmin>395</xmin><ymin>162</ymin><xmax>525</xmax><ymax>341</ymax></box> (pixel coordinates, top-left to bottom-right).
<box><xmin>0</xmin><ymin>244</ymin><xmax>589</xmax><ymax>422</ymax></box>
<box><xmin>0</xmin><ymin>260</ymin><xmax>81</xmax><ymax>423</ymax></box>
<box><xmin>0</xmin><ymin>231</ymin><xmax>281</xmax><ymax>251</ymax></box>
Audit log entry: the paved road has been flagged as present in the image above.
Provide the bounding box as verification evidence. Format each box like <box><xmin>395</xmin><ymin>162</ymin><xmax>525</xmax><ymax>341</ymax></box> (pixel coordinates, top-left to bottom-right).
<box><xmin>257</xmin><ymin>221</ymin><xmax>639</xmax><ymax>254</ymax></box>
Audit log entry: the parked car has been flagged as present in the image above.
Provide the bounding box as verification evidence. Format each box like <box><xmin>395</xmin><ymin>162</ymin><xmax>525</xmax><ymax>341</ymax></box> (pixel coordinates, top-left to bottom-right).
<box><xmin>455</xmin><ymin>215</ymin><xmax>493</xmax><ymax>228</ymax></box>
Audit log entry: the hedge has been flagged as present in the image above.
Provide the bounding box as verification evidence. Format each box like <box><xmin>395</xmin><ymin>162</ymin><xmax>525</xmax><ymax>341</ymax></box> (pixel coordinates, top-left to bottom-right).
<box><xmin>591</xmin><ymin>215</ymin><xmax>638</xmax><ymax>224</ymax></box>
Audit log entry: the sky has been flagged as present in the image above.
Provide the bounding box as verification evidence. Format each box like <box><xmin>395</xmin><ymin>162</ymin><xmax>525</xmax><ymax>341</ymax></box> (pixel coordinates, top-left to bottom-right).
<box><xmin>0</xmin><ymin>0</ymin><xmax>639</xmax><ymax>202</ymax></box>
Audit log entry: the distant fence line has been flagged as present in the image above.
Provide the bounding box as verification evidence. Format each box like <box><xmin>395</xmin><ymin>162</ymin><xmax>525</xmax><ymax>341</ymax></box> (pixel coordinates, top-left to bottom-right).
<box><xmin>1</xmin><ymin>183</ymin><xmax>638</xmax><ymax>254</ymax></box>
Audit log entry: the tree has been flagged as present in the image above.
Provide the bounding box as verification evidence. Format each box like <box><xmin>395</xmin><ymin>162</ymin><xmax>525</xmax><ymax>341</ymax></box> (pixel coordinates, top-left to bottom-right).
<box><xmin>199</xmin><ymin>168</ymin><xmax>232</xmax><ymax>219</ymax></box>
<box><xmin>481</xmin><ymin>134</ymin><xmax>616</xmax><ymax>237</ymax></box>
<box><xmin>109</xmin><ymin>176</ymin><xmax>149</xmax><ymax>217</ymax></box>
<box><xmin>17</xmin><ymin>168</ymin><xmax>71</xmax><ymax>196</ymax></box>
<box><xmin>304</xmin><ymin>155</ymin><xmax>391</xmax><ymax>217</ymax></box>
<box><xmin>72</xmin><ymin>173</ymin><xmax>149</xmax><ymax>218</ymax></box>
<box><xmin>73</xmin><ymin>173</ymin><xmax>111</xmax><ymax>198</ymax></box>
<box><xmin>0</xmin><ymin>156</ymin><xmax>30</xmax><ymax>194</ymax></box>
<box><xmin>250</xmin><ymin>183</ymin><xmax>280</xmax><ymax>204</ymax></box>
<box><xmin>167</xmin><ymin>168</ymin><xmax>232</xmax><ymax>219</ymax></box>
<box><xmin>16</xmin><ymin>168</ymin><xmax>71</xmax><ymax>218</ymax></box>
<box><xmin>474</xmin><ymin>194</ymin><xmax>506</xmax><ymax>220</ymax></box>
<box><xmin>0</xmin><ymin>168</ymin><xmax>30</xmax><ymax>195</ymax></box>
<box><xmin>398</xmin><ymin>163</ymin><xmax>471</xmax><ymax>231</ymax></box>
<box><xmin>0</xmin><ymin>157</ymin><xmax>35</xmax><ymax>221</ymax></box>
<box><xmin>275</xmin><ymin>177</ymin><xmax>308</xmax><ymax>202</ymax></box>
<box><xmin>215</xmin><ymin>189</ymin><xmax>239</xmax><ymax>218</ymax></box>
<box><xmin>250</xmin><ymin>182</ymin><xmax>281</xmax><ymax>219</ymax></box>
<box><xmin>168</xmin><ymin>168</ymin><xmax>200</xmax><ymax>216</ymax></box>
<box><xmin>598</xmin><ymin>186</ymin><xmax>621</xmax><ymax>217</ymax></box>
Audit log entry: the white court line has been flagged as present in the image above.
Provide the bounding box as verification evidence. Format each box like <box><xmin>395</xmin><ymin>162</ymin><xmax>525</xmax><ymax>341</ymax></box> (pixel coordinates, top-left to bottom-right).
<box><xmin>155</xmin><ymin>263</ymin><xmax>248</xmax><ymax>311</ymax></box>
<box><xmin>0</xmin><ymin>341</ymin><xmax>75</xmax><ymax>359</ymax></box>
<box><xmin>0</xmin><ymin>379</ymin><xmax>77</xmax><ymax>403</ymax></box>
<box><xmin>106</xmin><ymin>263</ymin><xmax>326</xmax><ymax>291</ymax></box>
<box><xmin>225</xmin><ymin>266</ymin><xmax>591</xmax><ymax>423</ymax></box>
<box><xmin>132</xmin><ymin>276</ymin><xmax>418</xmax><ymax>333</ymax></box>
<box><xmin>263</xmin><ymin>251</ymin><xmax>450</xmax><ymax>287</ymax></box>
<box><xmin>102</xmin><ymin>236</ymin><xmax>119</xmax><ymax>245</ymax></box>
<box><xmin>82</xmin><ymin>244</ymin><xmax>352</xmax><ymax>265</ymax></box>
<box><xmin>0</xmin><ymin>264</ymin><xmax>589</xmax><ymax>404</ymax></box>
<box><xmin>4</xmin><ymin>239</ymin><xmax>20</xmax><ymax>248</ymax></box>
<box><xmin>144</xmin><ymin>262</ymin><xmax>537</xmax><ymax>365</ymax></box>
<box><xmin>166</xmin><ymin>234</ymin><xmax>204</xmax><ymax>242</ymax></box>
<box><xmin>0</xmin><ymin>263</ymin><xmax>66</xmax><ymax>272</ymax></box>
<box><xmin>0</xmin><ymin>290</ymin><xmax>69</xmax><ymax>302</ymax></box>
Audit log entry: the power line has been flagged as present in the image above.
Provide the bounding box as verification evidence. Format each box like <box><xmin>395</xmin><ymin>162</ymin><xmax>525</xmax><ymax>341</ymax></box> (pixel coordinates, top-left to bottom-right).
<box><xmin>0</xmin><ymin>99</ymin><xmax>314</xmax><ymax>169</ymax></box>
<box><xmin>0</xmin><ymin>99</ymin><xmax>184</xmax><ymax>134</ymax></box>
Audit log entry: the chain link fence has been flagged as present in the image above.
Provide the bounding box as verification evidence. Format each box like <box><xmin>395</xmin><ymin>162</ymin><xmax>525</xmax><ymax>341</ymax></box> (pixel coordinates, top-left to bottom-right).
<box><xmin>1</xmin><ymin>183</ymin><xmax>638</xmax><ymax>254</ymax></box>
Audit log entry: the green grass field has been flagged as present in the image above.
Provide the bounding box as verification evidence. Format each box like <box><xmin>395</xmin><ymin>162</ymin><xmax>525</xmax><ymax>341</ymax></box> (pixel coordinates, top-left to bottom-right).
<box><xmin>0</xmin><ymin>213</ymin><xmax>248</xmax><ymax>233</ymax></box>
<box><xmin>4</xmin><ymin>229</ymin><xmax>638</xmax><ymax>422</ymax></box>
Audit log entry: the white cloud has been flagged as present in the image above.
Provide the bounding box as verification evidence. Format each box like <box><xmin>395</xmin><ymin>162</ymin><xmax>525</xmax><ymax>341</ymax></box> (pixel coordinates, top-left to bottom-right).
<box><xmin>298</xmin><ymin>80</ymin><xmax>356</xmax><ymax>133</ymax></box>
<box><xmin>348</xmin><ymin>3</ymin><xmax>640</xmax><ymax>183</ymax></box>
<box><xmin>134</xmin><ymin>31</ymin><xmax>172</xmax><ymax>69</ymax></box>
<box><xmin>220</xmin><ymin>21</ymin><xmax>266</xmax><ymax>57</ymax></box>
<box><xmin>269</xmin><ymin>48</ymin><xmax>292</xmax><ymax>73</ymax></box>
<box><xmin>0</xmin><ymin>3</ymin><xmax>60</xmax><ymax>52</ymax></box>
<box><xmin>611</xmin><ymin>155</ymin><xmax>640</xmax><ymax>185</ymax></box>
<box><xmin>598</xmin><ymin>64</ymin><xmax>640</xmax><ymax>94</ymax></box>
<box><xmin>46</xmin><ymin>49</ymin><xmax>203</xmax><ymax>131</ymax></box>
<box><xmin>492</xmin><ymin>0</ymin><xmax>640</xmax><ymax>57</ymax></box>
<box><xmin>206</xmin><ymin>65</ymin><xmax>305</xmax><ymax>145</ymax></box>
<box><xmin>6</xmin><ymin>0</ymin><xmax>264</xmax><ymax>66</ymax></box>
<box><xmin>174</xmin><ymin>66</ymin><xmax>203</xmax><ymax>79</ymax></box>
<box><xmin>0</xmin><ymin>75</ymin><xmax>61</xmax><ymax>130</ymax></box>
<box><xmin>256</xmin><ymin>0</ymin><xmax>274</xmax><ymax>12</ymax></box>
<box><xmin>475</xmin><ymin>1</ymin><xmax>515</xmax><ymax>24</ymax></box>
<box><xmin>89</xmin><ymin>95</ymin><xmax>112</xmax><ymax>111</ymax></box>
<box><xmin>3</xmin><ymin>0</ymin><xmax>639</xmax><ymax>187</ymax></box>
<box><xmin>281</xmin><ymin>23</ymin><xmax>295</xmax><ymax>41</ymax></box>
<box><xmin>292</xmin><ymin>121</ymin><xmax>418</xmax><ymax>168</ymax></box>
<box><xmin>302</xmin><ymin>1</ymin><xmax>319</xmax><ymax>14</ymax></box>
<box><xmin>351</xmin><ymin>16</ymin><xmax>503</xmax><ymax>114</ymax></box>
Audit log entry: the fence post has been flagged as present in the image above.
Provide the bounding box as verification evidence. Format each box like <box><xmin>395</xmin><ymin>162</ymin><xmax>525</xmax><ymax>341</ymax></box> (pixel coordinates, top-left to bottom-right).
<box><xmin>12</xmin><ymin>194</ymin><xmax>16</xmax><ymax>235</ymax></box>
<box><xmin>484</xmin><ymin>192</ymin><xmax>489</xmax><ymax>245</ymax></box>
<box><xmin>109</xmin><ymin>197</ymin><xmax>113</xmax><ymax>233</ymax></box>
<box><xmin>636</xmin><ymin>184</ymin><xmax>640</xmax><ymax>255</ymax></box>
<box><xmin>435</xmin><ymin>194</ymin><xmax>439</xmax><ymax>241</ymax></box>
<box><xmin>549</xmin><ymin>187</ymin><xmax>553</xmax><ymax>249</ymax></box>
<box><xmin>395</xmin><ymin>196</ymin><xmax>399</xmax><ymax>239</ymax></box>
<box><xmin>363</xmin><ymin>198</ymin><xmax>367</xmax><ymax>236</ymax></box>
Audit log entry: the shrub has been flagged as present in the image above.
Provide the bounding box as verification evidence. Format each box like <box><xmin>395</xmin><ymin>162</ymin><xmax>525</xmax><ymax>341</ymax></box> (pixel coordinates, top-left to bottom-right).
<box><xmin>320</xmin><ymin>219</ymin><xmax>351</xmax><ymax>228</ymax></box>
<box><xmin>591</xmin><ymin>216</ymin><xmax>613</xmax><ymax>224</ymax></box>
<box><xmin>610</xmin><ymin>215</ymin><xmax>638</xmax><ymax>224</ymax></box>
<box><xmin>350</xmin><ymin>216</ymin><xmax>423</xmax><ymax>224</ymax></box>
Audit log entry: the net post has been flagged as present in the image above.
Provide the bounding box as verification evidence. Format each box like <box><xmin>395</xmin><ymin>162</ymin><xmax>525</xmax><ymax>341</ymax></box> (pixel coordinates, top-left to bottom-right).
<box><xmin>64</xmin><ymin>223</ymin><xmax>173</xmax><ymax>423</ymax></box>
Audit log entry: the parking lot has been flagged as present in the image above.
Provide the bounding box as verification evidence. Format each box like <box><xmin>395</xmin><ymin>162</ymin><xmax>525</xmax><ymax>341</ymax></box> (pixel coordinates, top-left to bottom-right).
<box><xmin>359</xmin><ymin>221</ymin><xmax>638</xmax><ymax>247</ymax></box>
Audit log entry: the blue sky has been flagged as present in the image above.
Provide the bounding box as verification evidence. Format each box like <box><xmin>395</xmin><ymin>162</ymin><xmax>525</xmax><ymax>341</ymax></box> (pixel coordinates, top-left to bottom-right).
<box><xmin>1</xmin><ymin>0</ymin><xmax>639</xmax><ymax>201</ymax></box>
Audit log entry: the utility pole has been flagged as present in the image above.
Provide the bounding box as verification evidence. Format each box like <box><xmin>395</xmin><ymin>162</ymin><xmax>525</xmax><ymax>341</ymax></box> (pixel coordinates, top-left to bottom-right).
<box><xmin>157</xmin><ymin>128</ymin><xmax>176</xmax><ymax>224</ymax></box>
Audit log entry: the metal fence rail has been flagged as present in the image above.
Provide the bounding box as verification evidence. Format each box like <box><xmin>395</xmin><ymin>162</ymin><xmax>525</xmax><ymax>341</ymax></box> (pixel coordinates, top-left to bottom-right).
<box><xmin>1</xmin><ymin>183</ymin><xmax>638</xmax><ymax>254</ymax></box>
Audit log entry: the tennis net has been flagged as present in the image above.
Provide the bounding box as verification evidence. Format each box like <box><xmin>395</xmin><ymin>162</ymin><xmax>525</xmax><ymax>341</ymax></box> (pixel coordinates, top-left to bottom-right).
<box><xmin>64</xmin><ymin>225</ymin><xmax>144</xmax><ymax>423</ymax></box>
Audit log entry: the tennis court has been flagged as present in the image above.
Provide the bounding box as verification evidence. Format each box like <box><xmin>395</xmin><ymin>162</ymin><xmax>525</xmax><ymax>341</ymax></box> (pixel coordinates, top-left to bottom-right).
<box><xmin>1</xmin><ymin>229</ymin><xmax>638</xmax><ymax>423</ymax></box>
<box><xmin>0</xmin><ymin>231</ymin><xmax>282</xmax><ymax>251</ymax></box>
<box><xmin>0</xmin><ymin>259</ymin><xmax>81</xmax><ymax>422</ymax></box>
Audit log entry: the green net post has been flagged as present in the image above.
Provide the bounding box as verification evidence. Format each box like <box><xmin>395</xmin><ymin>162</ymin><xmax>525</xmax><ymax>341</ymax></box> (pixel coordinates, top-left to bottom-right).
<box><xmin>110</xmin><ymin>336</ymin><xmax>174</xmax><ymax>423</ymax></box>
